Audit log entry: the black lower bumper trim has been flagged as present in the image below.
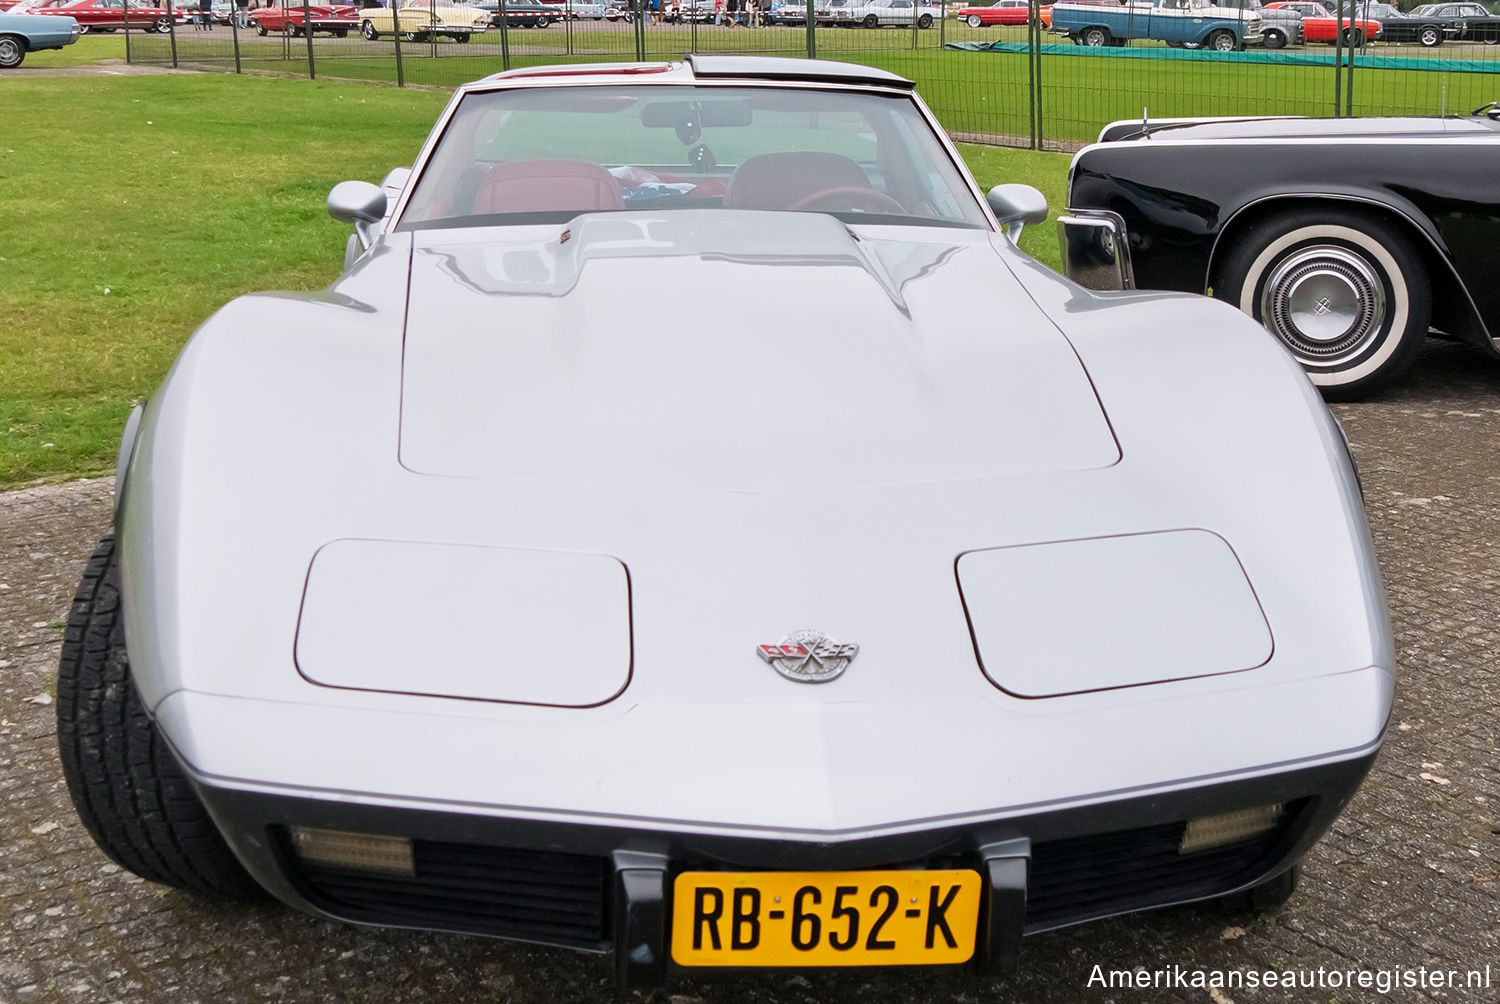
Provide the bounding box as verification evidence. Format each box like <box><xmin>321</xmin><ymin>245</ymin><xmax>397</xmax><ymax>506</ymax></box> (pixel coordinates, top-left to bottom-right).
<box><xmin>191</xmin><ymin>750</ymin><xmax>1379</xmax><ymax>982</ymax></box>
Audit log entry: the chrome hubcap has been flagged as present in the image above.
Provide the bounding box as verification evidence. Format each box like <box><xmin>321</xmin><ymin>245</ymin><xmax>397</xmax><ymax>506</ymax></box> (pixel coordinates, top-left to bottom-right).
<box><xmin>1261</xmin><ymin>245</ymin><xmax>1384</xmax><ymax>364</ymax></box>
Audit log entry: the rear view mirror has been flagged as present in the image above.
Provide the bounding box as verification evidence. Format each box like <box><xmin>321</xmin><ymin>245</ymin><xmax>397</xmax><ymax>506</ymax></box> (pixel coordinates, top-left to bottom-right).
<box><xmin>1057</xmin><ymin>209</ymin><xmax>1136</xmax><ymax>292</ymax></box>
<box><xmin>640</xmin><ymin>100</ymin><xmax>754</xmax><ymax>130</ymax></box>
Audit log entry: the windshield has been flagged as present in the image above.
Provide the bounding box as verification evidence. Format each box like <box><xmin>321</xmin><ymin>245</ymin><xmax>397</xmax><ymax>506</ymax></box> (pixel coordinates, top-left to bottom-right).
<box><xmin>397</xmin><ymin>84</ymin><xmax>989</xmax><ymax>231</ymax></box>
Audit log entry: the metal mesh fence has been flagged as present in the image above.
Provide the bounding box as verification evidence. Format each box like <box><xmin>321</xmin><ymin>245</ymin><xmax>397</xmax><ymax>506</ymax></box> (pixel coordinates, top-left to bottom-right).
<box><xmin>125</xmin><ymin>0</ymin><xmax>1500</xmax><ymax>148</ymax></box>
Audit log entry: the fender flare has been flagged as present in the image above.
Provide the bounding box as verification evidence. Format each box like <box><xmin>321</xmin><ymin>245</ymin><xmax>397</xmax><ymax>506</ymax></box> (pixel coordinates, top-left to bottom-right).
<box><xmin>114</xmin><ymin>401</ymin><xmax>145</xmax><ymax>523</ymax></box>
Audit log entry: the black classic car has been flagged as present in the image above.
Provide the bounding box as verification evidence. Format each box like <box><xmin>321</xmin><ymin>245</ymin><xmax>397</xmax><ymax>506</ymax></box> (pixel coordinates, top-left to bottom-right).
<box><xmin>1356</xmin><ymin>1</ymin><xmax>1458</xmax><ymax>45</ymax></box>
<box><xmin>1409</xmin><ymin>1</ymin><xmax>1500</xmax><ymax>42</ymax></box>
<box><xmin>1062</xmin><ymin>109</ymin><xmax>1500</xmax><ymax>398</ymax></box>
<box><xmin>462</xmin><ymin>0</ymin><xmax>556</xmax><ymax>25</ymax></box>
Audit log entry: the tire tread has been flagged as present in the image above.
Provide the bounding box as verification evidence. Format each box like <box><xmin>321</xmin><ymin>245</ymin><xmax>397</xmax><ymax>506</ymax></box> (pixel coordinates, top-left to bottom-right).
<box><xmin>56</xmin><ymin>535</ymin><xmax>263</xmax><ymax>900</ymax></box>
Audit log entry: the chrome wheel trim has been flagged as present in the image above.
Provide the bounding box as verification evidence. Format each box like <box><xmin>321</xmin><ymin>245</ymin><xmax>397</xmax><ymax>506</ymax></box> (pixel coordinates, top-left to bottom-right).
<box><xmin>1259</xmin><ymin>245</ymin><xmax>1385</xmax><ymax>366</ymax></box>
<box><xmin>0</xmin><ymin>37</ymin><xmax>21</xmax><ymax>64</ymax></box>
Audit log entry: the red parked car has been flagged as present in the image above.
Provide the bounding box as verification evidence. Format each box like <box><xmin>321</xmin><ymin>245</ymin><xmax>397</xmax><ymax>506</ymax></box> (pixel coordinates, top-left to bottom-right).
<box><xmin>1265</xmin><ymin>0</ymin><xmax>1380</xmax><ymax>43</ymax></box>
<box><xmin>955</xmin><ymin>0</ymin><xmax>1032</xmax><ymax>25</ymax></box>
<box><xmin>247</xmin><ymin>1</ymin><xmax>358</xmax><ymax>35</ymax></box>
<box><xmin>28</xmin><ymin>0</ymin><xmax>174</xmax><ymax>32</ymax></box>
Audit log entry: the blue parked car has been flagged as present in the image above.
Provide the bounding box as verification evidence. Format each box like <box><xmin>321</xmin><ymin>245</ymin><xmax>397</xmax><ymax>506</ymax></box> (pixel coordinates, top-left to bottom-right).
<box><xmin>0</xmin><ymin>11</ymin><xmax>81</xmax><ymax>67</ymax></box>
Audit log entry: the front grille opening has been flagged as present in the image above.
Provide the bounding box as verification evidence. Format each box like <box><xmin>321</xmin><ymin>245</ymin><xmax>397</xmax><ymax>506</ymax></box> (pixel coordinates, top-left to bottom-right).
<box><xmin>283</xmin><ymin>832</ymin><xmax>612</xmax><ymax>949</ymax></box>
<box><xmin>1025</xmin><ymin>799</ymin><xmax>1308</xmax><ymax>930</ymax></box>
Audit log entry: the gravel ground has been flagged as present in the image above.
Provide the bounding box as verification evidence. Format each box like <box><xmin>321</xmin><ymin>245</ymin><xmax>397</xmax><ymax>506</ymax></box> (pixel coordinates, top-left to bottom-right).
<box><xmin>2</xmin><ymin>340</ymin><xmax>1498</xmax><ymax>1004</ymax></box>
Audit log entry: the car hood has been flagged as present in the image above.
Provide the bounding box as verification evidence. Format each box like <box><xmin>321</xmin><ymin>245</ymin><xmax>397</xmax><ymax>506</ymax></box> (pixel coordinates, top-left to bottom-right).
<box><xmin>397</xmin><ymin>211</ymin><xmax>1118</xmax><ymax>493</ymax></box>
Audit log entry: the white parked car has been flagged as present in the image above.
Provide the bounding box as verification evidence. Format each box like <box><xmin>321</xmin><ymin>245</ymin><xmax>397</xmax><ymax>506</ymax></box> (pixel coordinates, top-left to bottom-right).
<box><xmin>554</xmin><ymin>0</ymin><xmax>606</xmax><ymax>17</ymax></box>
<box><xmin>819</xmin><ymin>0</ymin><xmax>942</xmax><ymax>26</ymax></box>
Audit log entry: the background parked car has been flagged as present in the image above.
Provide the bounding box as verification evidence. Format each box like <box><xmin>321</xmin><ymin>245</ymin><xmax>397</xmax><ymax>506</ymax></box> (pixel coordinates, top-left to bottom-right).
<box><xmin>248</xmin><ymin>1</ymin><xmax>358</xmax><ymax>35</ymax></box>
<box><xmin>663</xmin><ymin>0</ymin><xmax>715</xmax><ymax>20</ymax></box>
<box><xmin>1213</xmin><ymin>0</ymin><xmax>1301</xmax><ymax>47</ymax></box>
<box><xmin>0</xmin><ymin>8</ymin><xmax>79</xmax><ymax>65</ymax></box>
<box><xmin>765</xmin><ymin>0</ymin><xmax>806</xmax><ymax>22</ymax></box>
<box><xmin>956</xmin><ymin>0</ymin><xmax>1031</xmax><ymax>26</ymax></box>
<box><xmin>461</xmin><ymin>0</ymin><xmax>556</xmax><ymax>25</ymax></box>
<box><xmin>1264</xmin><ymin>0</ymin><xmax>1378</xmax><ymax>44</ymax></box>
<box><xmin>359</xmin><ymin>1</ymin><xmax>488</xmax><ymax>39</ymax></box>
<box><xmin>28</xmin><ymin>0</ymin><xmax>173</xmax><ymax>33</ymax></box>
<box><xmin>538</xmin><ymin>0</ymin><xmax>606</xmax><ymax>17</ymax></box>
<box><xmin>844</xmin><ymin>0</ymin><xmax>942</xmax><ymax>25</ymax></box>
<box><xmin>1065</xmin><ymin>109</ymin><xmax>1500</xmax><ymax>397</ymax></box>
<box><xmin>1408</xmin><ymin>1</ymin><xmax>1500</xmax><ymax>42</ymax></box>
<box><xmin>1356</xmin><ymin>1</ymin><xmax>1457</xmax><ymax>45</ymax></box>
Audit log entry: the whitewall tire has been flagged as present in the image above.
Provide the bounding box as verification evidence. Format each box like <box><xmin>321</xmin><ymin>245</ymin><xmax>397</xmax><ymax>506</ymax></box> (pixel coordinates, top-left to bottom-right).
<box><xmin>1213</xmin><ymin>208</ymin><xmax>1431</xmax><ymax>399</ymax></box>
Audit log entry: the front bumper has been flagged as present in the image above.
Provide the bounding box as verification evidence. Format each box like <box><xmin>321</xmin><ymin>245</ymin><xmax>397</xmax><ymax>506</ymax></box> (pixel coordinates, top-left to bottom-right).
<box><xmin>188</xmin><ymin>747</ymin><xmax>1378</xmax><ymax>986</ymax></box>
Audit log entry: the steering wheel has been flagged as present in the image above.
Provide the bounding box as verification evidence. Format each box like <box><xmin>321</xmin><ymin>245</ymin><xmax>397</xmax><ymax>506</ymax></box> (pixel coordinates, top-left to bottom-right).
<box><xmin>787</xmin><ymin>186</ymin><xmax>906</xmax><ymax>215</ymax></box>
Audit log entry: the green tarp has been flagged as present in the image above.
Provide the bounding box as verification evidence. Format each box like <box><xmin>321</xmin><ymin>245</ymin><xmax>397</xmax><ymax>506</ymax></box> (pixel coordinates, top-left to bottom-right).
<box><xmin>942</xmin><ymin>39</ymin><xmax>1500</xmax><ymax>74</ymax></box>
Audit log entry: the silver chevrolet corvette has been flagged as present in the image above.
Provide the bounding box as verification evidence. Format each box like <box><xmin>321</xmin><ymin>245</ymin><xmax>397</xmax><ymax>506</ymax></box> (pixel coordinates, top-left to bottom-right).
<box><xmin>57</xmin><ymin>56</ymin><xmax>1393</xmax><ymax>984</ymax></box>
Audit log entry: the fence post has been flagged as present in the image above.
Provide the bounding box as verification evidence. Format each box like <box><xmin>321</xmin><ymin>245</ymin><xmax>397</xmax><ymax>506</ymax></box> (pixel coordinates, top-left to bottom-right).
<box><xmin>1338</xmin><ymin>0</ymin><xmax>1350</xmax><ymax>115</ymax></box>
<box><xmin>633</xmin><ymin>0</ymin><xmax>645</xmax><ymax>60</ymax></box>
<box><xmin>229</xmin><ymin>0</ymin><xmax>241</xmax><ymax>72</ymax></box>
<box><xmin>498</xmin><ymin>0</ymin><xmax>511</xmax><ymax>70</ymax></box>
<box><xmin>303</xmin><ymin>0</ymin><xmax>316</xmax><ymax>77</ymax></box>
<box><xmin>1343</xmin><ymin>0</ymin><xmax>1355</xmax><ymax>116</ymax></box>
<box><xmin>166</xmin><ymin>0</ymin><xmax>179</xmax><ymax>66</ymax></box>
<box><xmin>392</xmin><ymin>2</ymin><xmax>405</xmax><ymax>85</ymax></box>
<box><xmin>123</xmin><ymin>0</ymin><xmax>131</xmax><ymax>63</ymax></box>
<box><xmin>1027</xmin><ymin>0</ymin><xmax>1040</xmax><ymax>148</ymax></box>
<box><xmin>804</xmin><ymin>0</ymin><xmax>814</xmax><ymax>56</ymax></box>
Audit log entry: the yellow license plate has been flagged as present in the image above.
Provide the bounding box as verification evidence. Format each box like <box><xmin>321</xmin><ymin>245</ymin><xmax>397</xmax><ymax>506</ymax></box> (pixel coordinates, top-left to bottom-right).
<box><xmin>670</xmin><ymin>869</ymin><xmax>981</xmax><ymax>967</ymax></box>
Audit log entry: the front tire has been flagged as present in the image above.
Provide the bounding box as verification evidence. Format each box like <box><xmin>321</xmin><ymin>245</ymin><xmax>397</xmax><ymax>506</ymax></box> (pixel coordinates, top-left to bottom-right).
<box><xmin>1262</xmin><ymin>26</ymin><xmax>1285</xmax><ymax>48</ymax></box>
<box><xmin>1417</xmin><ymin>24</ymin><xmax>1441</xmax><ymax>46</ymax></box>
<box><xmin>152</xmin><ymin>14</ymin><xmax>173</xmax><ymax>31</ymax></box>
<box><xmin>967</xmin><ymin>12</ymin><xmax>981</xmax><ymax>26</ymax></box>
<box><xmin>255</xmin><ymin>21</ymin><xmax>268</xmax><ymax>34</ymax></box>
<box><xmin>1339</xmin><ymin>26</ymin><xmax>1364</xmax><ymax>46</ymax></box>
<box><xmin>1208</xmin><ymin>28</ymin><xmax>1235</xmax><ymax>50</ymax></box>
<box><xmin>1213</xmin><ymin>207</ymin><xmax>1432</xmax><ymax>399</ymax></box>
<box><xmin>57</xmin><ymin>535</ymin><xmax>264</xmax><ymax>900</ymax></box>
<box><xmin>0</xmin><ymin>35</ymin><xmax>23</xmax><ymax>68</ymax></box>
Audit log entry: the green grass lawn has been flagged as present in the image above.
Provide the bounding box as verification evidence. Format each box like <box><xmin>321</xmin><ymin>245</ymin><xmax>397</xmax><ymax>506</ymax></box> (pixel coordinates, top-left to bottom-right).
<box><xmin>0</xmin><ymin>73</ymin><xmax>1068</xmax><ymax>486</ymax></box>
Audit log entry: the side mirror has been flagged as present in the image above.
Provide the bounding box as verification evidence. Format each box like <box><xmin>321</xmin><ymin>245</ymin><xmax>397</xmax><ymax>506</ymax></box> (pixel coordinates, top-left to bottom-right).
<box><xmin>1057</xmin><ymin>209</ymin><xmax>1136</xmax><ymax>292</ymax></box>
<box><xmin>327</xmin><ymin>180</ymin><xmax>388</xmax><ymax>225</ymax></box>
<box><xmin>986</xmin><ymin>183</ymin><xmax>1049</xmax><ymax>241</ymax></box>
<box><xmin>329</xmin><ymin>180</ymin><xmax>389</xmax><ymax>269</ymax></box>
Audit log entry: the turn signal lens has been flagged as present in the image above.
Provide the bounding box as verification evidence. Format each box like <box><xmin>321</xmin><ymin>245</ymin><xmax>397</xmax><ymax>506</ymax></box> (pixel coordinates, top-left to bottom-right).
<box><xmin>289</xmin><ymin>827</ymin><xmax>415</xmax><ymax>875</ymax></box>
<box><xmin>1179</xmin><ymin>804</ymin><xmax>1283</xmax><ymax>854</ymax></box>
